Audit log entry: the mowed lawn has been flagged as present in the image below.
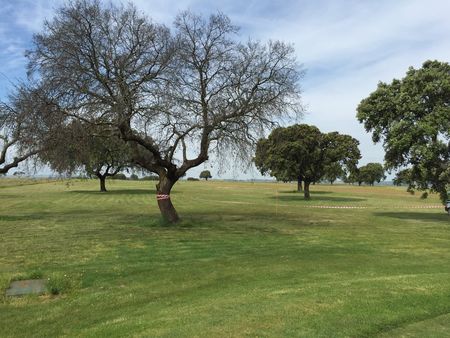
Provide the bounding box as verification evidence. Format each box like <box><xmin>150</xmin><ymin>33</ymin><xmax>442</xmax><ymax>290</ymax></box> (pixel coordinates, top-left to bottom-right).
<box><xmin>0</xmin><ymin>179</ymin><xmax>449</xmax><ymax>337</ymax></box>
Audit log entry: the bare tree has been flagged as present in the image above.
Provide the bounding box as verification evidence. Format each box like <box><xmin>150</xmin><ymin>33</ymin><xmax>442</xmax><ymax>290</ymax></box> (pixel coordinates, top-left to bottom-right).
<box><xmin>0</xmin><ymin>84</ymin><xmax>56</xmax><ymax>174</ymax></box>
<box><xmin>27</xmin><ymin>1</ymin><xmax>304</xmax><ymax>222</ymax></box>
<box><xmin>0</xmin><ymin>112</ymin><xmax>38</xmax><ymax>175</ymax></box>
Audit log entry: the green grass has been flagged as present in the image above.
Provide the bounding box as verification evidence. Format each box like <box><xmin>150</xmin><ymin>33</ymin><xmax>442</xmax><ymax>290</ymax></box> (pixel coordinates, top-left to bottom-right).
<box><xmin>0</xmin><ymin>178</ymin><xmax>449</xmax><ymax>337</ymax></box>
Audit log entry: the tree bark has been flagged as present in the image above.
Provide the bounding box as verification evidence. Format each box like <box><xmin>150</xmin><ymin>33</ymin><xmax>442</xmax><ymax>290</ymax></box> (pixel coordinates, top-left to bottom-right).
<box><xmin>99</xmin><ymin>175</ymin><xmax>107</xmax><ymax>192</ymax></box>
<box><xmin>95</xmin><ymin>172</ymin><xmax>107</xmax><ymax>192</ymax></box>
<box><xmin>156</xmin><ymin>175</ymin><xmax>179</xmax><ymax>223</ymax></box>
<box><xmin>304</xmin><ymin>181</ymin><xmax>311</xmax><ymax>199</ymax></box>
<box><xmin>297</xmin><ymin>177</ymin><xmax>303</xmax><ymax>192</ymax></box>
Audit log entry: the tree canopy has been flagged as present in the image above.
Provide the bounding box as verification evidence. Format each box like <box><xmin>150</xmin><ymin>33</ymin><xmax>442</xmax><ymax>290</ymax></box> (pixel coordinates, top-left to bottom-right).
<box><xmin>40</xmin><ymin>120</ymin><xmax>132</xmax><ymax>192</ymax></box>
<box><xmin>323</xmin><ymin>162</ymin><xmax>345</xmax><ymax>184</ymax></box>
<box><xmin>199</xmin><ymin>170</ymin><xmax>212</xmax><ymax>181</ymax></box>
<box><xmin>0</xmin><ymin>84</ymin><xmax>57</xmax><ymax>174</ymax></box>
<box><xmin>359</xmin><ymin>163</ymin><xmax>385</xmax><ymax>186</ymax></box>
<box><xmin>26</xmin><ymin>0</ymin><xmax>304</xmax><ymax>222</ymax></box>
<box><xmin>357</xmin><ymin>60</ymin><xmax>450</xmax><ymax>202</ymax></box>
<box><xmin>254</xmin><ymin>124</ymin><xmax>360</xmax><ymax>199</ymax></box>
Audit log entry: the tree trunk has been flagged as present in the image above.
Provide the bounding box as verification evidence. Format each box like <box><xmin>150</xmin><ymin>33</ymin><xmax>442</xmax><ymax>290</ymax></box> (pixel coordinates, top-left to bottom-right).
<box><xmin>304</xmin><ymin>181</ymin><xmax>311</xmax><ymax>199</ymax></box>
<box><xmin>96</xmin><ymin>174</ymin><xmax>107</xmax><ymax>192</ymax></box>
<box><xmin>297</xmin><ymin>177</ymin><xmax>303</xmax><ymax>192</ymax></box>
<box><xmin>156</xmin><ymin>175</ymin><xmax>179</xmax><ymax>223</ymax></box>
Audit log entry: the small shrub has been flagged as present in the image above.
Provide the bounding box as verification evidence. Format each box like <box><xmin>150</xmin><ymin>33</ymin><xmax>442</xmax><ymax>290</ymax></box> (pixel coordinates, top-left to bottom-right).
<box><xmin>420</xmin><ymin>192</ymin><xmax>428</xmax><ymax>199</ymax></box>
<box><xmin>130</xmin><ymin>174</ymin><xmax>139</xmax><ymax>180</ymax></box>
<box><xmin>187</xmin><ymin>177</ymin><xmax>199</xmax><ymax>181</ymax></box>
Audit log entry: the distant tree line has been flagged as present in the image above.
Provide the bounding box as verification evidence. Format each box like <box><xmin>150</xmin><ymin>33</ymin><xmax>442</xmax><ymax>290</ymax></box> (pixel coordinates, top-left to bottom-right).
<box><xmin>0</xmin><ymin>0</ymin><xmax>448</xmax><ymax>222</ymax></box>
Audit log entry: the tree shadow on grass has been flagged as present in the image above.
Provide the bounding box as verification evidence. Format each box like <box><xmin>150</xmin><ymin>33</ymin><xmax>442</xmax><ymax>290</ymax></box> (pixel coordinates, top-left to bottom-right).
<box><xmin>280</xmin><ymin>190</ymin><xmax>333</xmax><ymax>195</ymax></box>
<box><xmin>270</xmin><ymin>195</ymin><xmax>366</xmax><ymax>203</ymax></box>
<box><xmin>69</xmin><ymin>189</ymin><xmax>157</xmax><ymax>195</ymax></box>
<box><xmin>374</xmin><ymin>211</ymin><xmax>450</xmax><ymax>223</ymax></box>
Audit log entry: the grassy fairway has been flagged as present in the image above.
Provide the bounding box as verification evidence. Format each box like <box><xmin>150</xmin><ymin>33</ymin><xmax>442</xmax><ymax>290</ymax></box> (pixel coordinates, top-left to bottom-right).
<box><xmin>0</xmin><ymin>179</ymin><xmax>449</xmax><ymax>337</ymax></box>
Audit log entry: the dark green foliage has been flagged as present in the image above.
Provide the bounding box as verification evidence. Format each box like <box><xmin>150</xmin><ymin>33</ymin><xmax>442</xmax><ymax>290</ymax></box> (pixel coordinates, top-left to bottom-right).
<box><xmin>130</xmin><ymin>174</ymin><xmax>139</xmax><ymax>180</ymax></box>
<box><xmin>357</xmin><ymin>60</ymin><xmax>450</xmax><ymax>202</ymax></box>
<box><xmin>344</xmin><ymin>170</ymin><xmax>361</xmax><ymax>185</ymax></box>
<box><xmin>359</xmin><ymin>163</ymin><xmax>385</xmax><ymax>185</ymax></box>
<box><xmin>393</xmin><ymin>169</ymin><xmax>412</xmax><ymax>186</ymax></box>
<box><xmin>199</xmin><ymin>170</ymin><xmax>212</xmax><ymax>180</ymax></box>
<box><xmin>323</xmin><ymin>162</ymin><xmax>345</xmax><ymax>184</ymax></box>
<box><xmin>187</xmin><ymin>177</ymin><xmax>199</xmax><ymax>181</ymax></box>
<box><xmin>254</xmin><ymin>124</ymin><xmax>360</xmax><ymax>198</ymax></box>
<box><xmin>345</xmin><ymin>163</ymin><xmax>385</xmax><ymax>186</ymax></box>
<box><xmin>111</xmin><ymin>173</ymin><xmax>127</xmax><ymax>180</ymax></box>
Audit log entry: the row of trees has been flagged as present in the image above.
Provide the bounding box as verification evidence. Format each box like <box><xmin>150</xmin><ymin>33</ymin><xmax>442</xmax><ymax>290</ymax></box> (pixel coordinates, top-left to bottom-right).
<box><xmin>346</xmin><ymin>163</ymin><xmax>385</xmax><ymax>186</ymax></box>
<box><xmin>0</xmin><ymin>0</ymin><xmax>448</xmax><ymax>222</ymax></box>
<box><xmin>255</xmin><ymin>60</ymin><xmax>449</xmax><ymax>203</ymax></box>
<box><xmin>323</xmin><ymin>162</ymin><xmax>385</xmax><ymax>186</ymax></box>
<box><xmin>254</xmin><ymin>124</ymin><xmax>361</xmax><ymax>198</ymax></box>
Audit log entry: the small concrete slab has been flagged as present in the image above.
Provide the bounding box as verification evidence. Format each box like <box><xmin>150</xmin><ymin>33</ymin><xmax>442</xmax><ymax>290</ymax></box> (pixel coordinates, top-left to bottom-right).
<box><xmin>5</xmin><ymin>279</ymin><xmax>47</xmax><ymax>297</ymax></box>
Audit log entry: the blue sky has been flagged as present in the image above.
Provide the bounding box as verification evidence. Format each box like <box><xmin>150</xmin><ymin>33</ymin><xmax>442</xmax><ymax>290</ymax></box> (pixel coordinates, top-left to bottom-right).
<box><xmin>1</xmin><ymin>0</ymin><xmax>449</xmax><ymax>179</ymax></box>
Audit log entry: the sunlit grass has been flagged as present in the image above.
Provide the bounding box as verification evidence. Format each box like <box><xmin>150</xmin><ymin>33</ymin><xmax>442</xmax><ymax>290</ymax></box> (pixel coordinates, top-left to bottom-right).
<box><xmin>0</xmin><ymin>179</ymin><xmax>449</xmax><ymax>337</ymax></box>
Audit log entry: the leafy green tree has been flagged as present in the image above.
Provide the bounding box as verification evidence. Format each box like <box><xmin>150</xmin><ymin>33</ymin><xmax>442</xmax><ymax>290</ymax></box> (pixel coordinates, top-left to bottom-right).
<box><xmin>343</xmin><ymin>169</ymin><xmax>362</xmax><ymax>185</ymax></box>
<box><xmin>199</xmin><ymin>170</ymin><xmax>212</xmax><ymax>181</ymax></box>
<box><xmin>393</xmin><ymin>169</ymin><xmax>412</xmax><ymax>186</ymax></box>
<box><xmin>359</xmin><ymin>163</ymin><xmax>385</xmax><ymax>185</ymax></box>
<box><xmin>323</xmin><ymin>162</ymin><xmax>345</xmax><ymax>184</ymax></box>
<box><xmin>254</xmin><ymin>124</ymin><xmax>360</xmax><ymax>199</ymax></box>
<box><xmin>357</xmin><ymin>60</ymin><xmax>450</xmax><ymax>202</ymax></box>
<box><xmin>40</xmin><ymin>121</ymin><xmax>132</xmax><ymax>192</ymax></box>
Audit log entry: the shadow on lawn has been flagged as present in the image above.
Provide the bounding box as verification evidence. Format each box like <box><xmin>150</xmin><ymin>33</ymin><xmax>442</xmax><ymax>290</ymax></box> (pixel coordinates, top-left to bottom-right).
<box><xmin>271</xmin><ymin>194</ymin><xmax>366</xmax><ymax>203</ymax></box>
<box><xmin>69</xmin><ymin>189</ymin><xmax>157</xmax><ymax>195</ymax></box>
<box><xmin>280</xmin><ymin>190</ymin><xmax>333</xmax><ymax>195</ymax></box>
<box><xmin>375</xmin><ymin>211</ymin><xmax>450</xmax><ymax>223</ymax></box>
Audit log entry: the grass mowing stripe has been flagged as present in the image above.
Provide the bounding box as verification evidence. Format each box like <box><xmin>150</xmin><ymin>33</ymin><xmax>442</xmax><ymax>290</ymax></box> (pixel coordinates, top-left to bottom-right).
<box><xmin>0</xmin><ymin>179</ymin><xmax>449</xmax><ymax>337</ymax></box>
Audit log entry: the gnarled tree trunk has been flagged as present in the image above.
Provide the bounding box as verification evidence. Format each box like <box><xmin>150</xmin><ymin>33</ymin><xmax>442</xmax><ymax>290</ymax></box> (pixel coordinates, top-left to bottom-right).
<box><xmin>95</xmin><ymin>172</ymin><xmax>107</xmax><ymax>192</ymax></box>
<box><xmin>304</xmin><ymin>181</ymin><xmax>311</xmax><ymax>199</ymax></box>
<box><xmin>297</xmin><ymin>177</ymin><xmax>303</xmax><ymax>192</ymax></box>
<box><xmin>156</xmin><ymin>175</ymin><xmax>179</xmax><ymax>223</ymax></box>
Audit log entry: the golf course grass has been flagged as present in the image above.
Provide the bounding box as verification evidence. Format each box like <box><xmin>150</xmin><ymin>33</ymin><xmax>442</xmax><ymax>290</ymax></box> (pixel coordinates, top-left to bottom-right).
<box><xmin>0</xmin><ymin>178</ymin><xmax>449</xmax><ymax>337</ymax></box>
